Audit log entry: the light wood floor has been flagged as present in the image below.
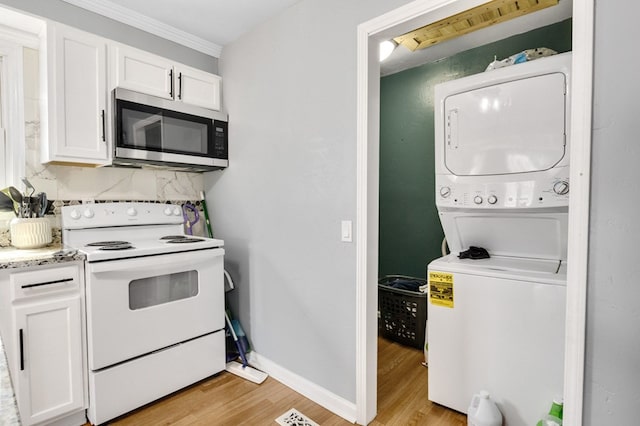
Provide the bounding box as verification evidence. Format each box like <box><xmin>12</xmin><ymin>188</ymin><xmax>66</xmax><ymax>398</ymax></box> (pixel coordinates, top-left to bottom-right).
<box><xmin>102</xmin><ymin>338</ymin><xmax>465</xmax><ymax>425</ymax></box>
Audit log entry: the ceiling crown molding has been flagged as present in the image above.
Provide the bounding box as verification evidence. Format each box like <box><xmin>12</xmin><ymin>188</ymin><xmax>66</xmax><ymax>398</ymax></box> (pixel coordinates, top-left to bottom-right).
<box><xmin>60</xmin><ymin>0</ymin><xmax>222</xmax><ymax>57</ymax></box>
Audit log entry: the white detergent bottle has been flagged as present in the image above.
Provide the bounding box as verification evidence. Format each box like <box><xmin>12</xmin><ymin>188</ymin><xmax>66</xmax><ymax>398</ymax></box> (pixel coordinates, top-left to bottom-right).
<box><xmin>468</xmin><ymin>390</ymin><xmax>503</xmax><ymax>426</ymax></box>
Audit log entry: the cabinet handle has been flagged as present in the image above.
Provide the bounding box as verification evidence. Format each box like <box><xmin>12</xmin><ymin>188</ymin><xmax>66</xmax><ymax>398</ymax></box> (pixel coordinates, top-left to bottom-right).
<box><xmin>101</xmin><ymin>110</ymin><xmax>106</xmax><ymax>142</ymax></box>
<box><xmin>21</xmin><ymin>277</ymin><xmax>74</xmax><ymax>289</ymax></box>
<box><xmin>169</xmin><ymin>69</ymin><xmax>174</xmax><ymax>98</ymax></box>
<box><xmin>178</xmin><ymin>72</ymin><xmax>182</xmax><ymax>100</ymax></box>
<box><xmin>19</xmin><ymin>329</ymin><xmax>24</xmax><ymax>371</ymax></box>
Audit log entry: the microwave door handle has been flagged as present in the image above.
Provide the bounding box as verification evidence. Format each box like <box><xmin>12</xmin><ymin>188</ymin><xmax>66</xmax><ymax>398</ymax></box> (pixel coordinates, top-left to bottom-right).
<box><xmin>178</xmin><ymin>72</ymin><xmax>182</xmax><ymax>100</ymax></box>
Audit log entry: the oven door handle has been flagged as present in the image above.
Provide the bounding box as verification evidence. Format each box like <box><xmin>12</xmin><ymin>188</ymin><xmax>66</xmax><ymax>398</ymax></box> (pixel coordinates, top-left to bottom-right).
<box><xmin>88</xmin><ymin>248</ymin><xmax>224</xmax><ymax>273</ymax></box>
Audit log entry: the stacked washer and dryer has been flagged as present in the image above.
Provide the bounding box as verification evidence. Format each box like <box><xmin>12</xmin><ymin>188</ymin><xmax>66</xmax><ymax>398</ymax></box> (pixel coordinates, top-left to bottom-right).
<box><xmin>427</xmin><ymin>52</ymin><xmax>571</xmax><ymax>425</ymax></box>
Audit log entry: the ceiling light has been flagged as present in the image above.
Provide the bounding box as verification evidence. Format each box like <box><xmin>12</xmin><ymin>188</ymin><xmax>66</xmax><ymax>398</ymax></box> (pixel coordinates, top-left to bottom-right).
<box><xmin>379</xmin><ymin>40</ymin><xmax>396</xmax><ymax>62</ymax></box>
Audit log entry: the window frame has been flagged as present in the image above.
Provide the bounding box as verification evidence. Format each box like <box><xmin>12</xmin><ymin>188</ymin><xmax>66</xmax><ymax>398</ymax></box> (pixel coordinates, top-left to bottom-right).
<box><xmin>0</xmin><ymin>8</ymin><xmax>45</xmax><ymax>189</ymax></box>
<box><xmin>0</xmin><ymin>38</ymin><xmax>25</xmax><ymax>189</ymax></box>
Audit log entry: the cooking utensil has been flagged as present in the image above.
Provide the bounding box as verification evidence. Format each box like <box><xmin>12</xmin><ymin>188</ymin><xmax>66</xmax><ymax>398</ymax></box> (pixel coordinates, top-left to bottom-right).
<box><xmin>8</xmin><ymin>186</ymin><xmax>23</xmax><ymax>216</ymax></box>
<box><xmin>38</xmin><ymin>192</ymin><xmax>48</xmax><ymax>217</ymax></box>
<box><xmin>44</xmin><ymin>200</ymin><xmax>54</xmax><ymax>216</ymax></box>
<box><xmin>8</xmin><ymin>186</ymin><xmax>22</xmax><ymax>204</ymax></box>
<box><xmin>0</xmin><ymin>191</ymin><xmax>16</xmax><ymax>214</ymax></box>
<box><xmin>22</xmin><ymin>177</ymin><xmax>35</xmax><ymax>197</ymax></box>
<box><xmin>182</xmin><ymin>203</ymin><xmax>199</xmax><ymax>236</ymax></box>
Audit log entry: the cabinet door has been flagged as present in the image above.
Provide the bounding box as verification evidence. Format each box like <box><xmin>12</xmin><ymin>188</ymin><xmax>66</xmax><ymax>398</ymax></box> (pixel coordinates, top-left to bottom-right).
<box><xmin>46</xmin><ymin>24</ymin><xmax>109</xmax><ymax>164</ymax></box>
<box><xmin>15</xmin><ymin>295</ymin><xmax>85</xmax><ymax>425</ymax></box>
<box><xmin>113</xmin><ymin>45</ymin><xmax>174</xmax><ymax>100</ymax></box>
<box><xmin>175</xmin><ymin>64</ymin><xmax>221</xmax><ymax>110</ymax></box>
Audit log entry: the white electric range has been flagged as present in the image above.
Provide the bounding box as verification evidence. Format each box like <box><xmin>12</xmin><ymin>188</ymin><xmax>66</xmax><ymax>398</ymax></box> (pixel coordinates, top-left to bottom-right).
<box><xmin>61</xmin><ymin>202</ymin><xmax>225</xmax><ymax>425</ymax></box>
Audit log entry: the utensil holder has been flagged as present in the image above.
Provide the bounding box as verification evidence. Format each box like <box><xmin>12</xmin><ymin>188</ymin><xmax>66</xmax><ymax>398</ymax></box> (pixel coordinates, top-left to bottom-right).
<box><xmin>10</xmin><ymin>218</ymin><xmax>52</xmax><ymax>249</ymax></box>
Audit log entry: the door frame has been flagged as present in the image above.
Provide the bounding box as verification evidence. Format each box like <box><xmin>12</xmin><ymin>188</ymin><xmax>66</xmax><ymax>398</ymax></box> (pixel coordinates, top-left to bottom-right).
<box><xmin>355</xmin><ymin>1</ymin><xmax>594</xmax><ymax>424</ymax></box>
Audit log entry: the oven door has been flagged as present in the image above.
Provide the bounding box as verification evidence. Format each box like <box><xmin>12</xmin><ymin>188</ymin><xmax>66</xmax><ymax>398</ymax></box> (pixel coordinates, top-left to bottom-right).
<box><xmin>85</xmin><ymin>248</ymin><xmax>224</xmax><ymax>370</ymax></box>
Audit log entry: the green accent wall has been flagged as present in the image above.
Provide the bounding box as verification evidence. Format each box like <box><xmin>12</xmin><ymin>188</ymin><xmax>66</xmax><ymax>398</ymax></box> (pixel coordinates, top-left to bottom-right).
<box><xmin>379</xmin><ymin>19</ymin><xmax>572</xmax><ymax>279</ymax></box>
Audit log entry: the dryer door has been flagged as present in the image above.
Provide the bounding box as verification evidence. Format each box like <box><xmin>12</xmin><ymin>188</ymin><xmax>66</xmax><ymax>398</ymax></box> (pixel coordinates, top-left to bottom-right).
<box><xmin>443</xmin><ymin>72</ymin><xmax>566</xmax><ymax>176</ymax></box>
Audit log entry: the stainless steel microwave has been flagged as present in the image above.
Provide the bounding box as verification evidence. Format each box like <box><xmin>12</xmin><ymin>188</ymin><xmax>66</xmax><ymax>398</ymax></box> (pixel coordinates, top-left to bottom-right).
<box><xmin>113</xmin><ymin>88</ymin><xmax>228</xmax><ymax>171</ymax></box>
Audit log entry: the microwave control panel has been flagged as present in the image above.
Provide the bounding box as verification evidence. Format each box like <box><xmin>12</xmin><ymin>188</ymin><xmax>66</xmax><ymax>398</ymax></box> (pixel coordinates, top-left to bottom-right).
<box><xmin>212</xmin><ymin>120</ymin><xmax>228</xmax><ymax>159</ymax></box>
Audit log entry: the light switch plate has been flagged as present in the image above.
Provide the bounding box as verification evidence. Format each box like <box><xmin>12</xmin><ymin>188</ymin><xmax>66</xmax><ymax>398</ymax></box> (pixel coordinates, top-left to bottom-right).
<box><xmin>341</xmin><ymin>220</ymin><xmax>352</xmax><ymax>242</ymax></box>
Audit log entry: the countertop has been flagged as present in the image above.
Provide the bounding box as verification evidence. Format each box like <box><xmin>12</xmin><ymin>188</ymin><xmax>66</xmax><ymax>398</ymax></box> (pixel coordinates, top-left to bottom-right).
<box><xmin>0</xmin><ymin>244</ymin><xmax>85</xmax><ymax>425</ymax></box>
<box><xmin>0</xmin><ymin>244</ymin><xmax>85</xmax><ymax>269</ymax></box>
<box><xmin>0</xmin><ymin>333</ymin><xmax>20</xmax><ymax>425</ymax></box>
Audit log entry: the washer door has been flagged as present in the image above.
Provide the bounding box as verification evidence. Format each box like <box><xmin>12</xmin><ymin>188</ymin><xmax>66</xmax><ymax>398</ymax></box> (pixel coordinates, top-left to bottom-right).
<box><xmin>443</xmin><ymin>72</ymin><xmax>567</xmax><ymax>176</ymax></box>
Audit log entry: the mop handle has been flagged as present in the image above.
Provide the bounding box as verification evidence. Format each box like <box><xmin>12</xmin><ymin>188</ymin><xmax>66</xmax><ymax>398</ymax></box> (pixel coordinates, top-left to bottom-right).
<box><xmin>200</xmin><ymin>191</ymin><xmax>214</xmax><ymax>238</ymax></box>
<box><xmin>225</xmin><ymin>311</ymin><xmax>249</xmax><ymax>367</ymax></box>
<box><xmin>225</xmin><ymin>311</ymin><xmax>239</xmax><ymax>341</ymax></box>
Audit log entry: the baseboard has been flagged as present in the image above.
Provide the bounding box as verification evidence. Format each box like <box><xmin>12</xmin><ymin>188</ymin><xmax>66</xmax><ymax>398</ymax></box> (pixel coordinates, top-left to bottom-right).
<box><xmin>247</xmin><ymin>352</ymin><xmax>357</xmax><ymax>423</ymax></box>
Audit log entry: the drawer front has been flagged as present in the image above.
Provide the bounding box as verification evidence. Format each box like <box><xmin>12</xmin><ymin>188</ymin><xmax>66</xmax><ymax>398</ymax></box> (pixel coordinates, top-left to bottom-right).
<box><xmin>11</xmin><ymin>263</ymin><xmax>81</xmax><ymax>301</ymax></box>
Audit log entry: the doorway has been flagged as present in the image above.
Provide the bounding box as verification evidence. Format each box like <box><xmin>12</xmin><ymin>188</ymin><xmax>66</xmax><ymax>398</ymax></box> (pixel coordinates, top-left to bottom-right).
<box><xmin>355</xmin><ymin>1</ymin><xmax>594</xmax><ymax>424</ymax></box>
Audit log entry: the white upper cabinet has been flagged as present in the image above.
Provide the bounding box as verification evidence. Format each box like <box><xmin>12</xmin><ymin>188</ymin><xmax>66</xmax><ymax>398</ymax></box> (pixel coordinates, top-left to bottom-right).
<box><xmin>175</xmin><ymin>64</ymin><xmax>221</xmax><ymax>110</ymax></box>
<box><xmin>42</xmin><ymin>23</ymin><xmax>109</xmax><ymax>165</ymax></box>
<box><xmin>111</xmin><ymin>45</ymin><xmax>174</xmax><ymax>100</ymax></box>
<box><xmin>112</xmin><ymin>44</ymin><xmax>221</xmax><ymax>110</ymax></box>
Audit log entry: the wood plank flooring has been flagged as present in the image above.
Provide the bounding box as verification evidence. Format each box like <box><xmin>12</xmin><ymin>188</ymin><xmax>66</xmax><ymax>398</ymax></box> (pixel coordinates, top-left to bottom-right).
<box><xmin>101</xmin><ymin>338</ymin><xmax>465</xmax><ymax>425</ymax></box>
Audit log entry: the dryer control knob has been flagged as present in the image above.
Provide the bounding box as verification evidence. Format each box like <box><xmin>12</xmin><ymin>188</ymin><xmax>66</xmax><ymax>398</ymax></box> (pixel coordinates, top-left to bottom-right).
<box><xmin>439</xmin><ymin>186</ymin><xmax>451</xmax><ymax>198</ymax></box>
<box><xmin>69</xmin><ymin>209</ymin><xmax>81</xmax><ymax>220</ymax></box>
<box><xmin>488</xmin><ymin>195</ymin><xmax>498</xmax><ymax>205</ymax></box>
<box><xmin>127</xmin><ymin>207</ymin><xmax>137</xmax><ymax>216</ymax></box>
<box><xmin>83</xmin><ymin>208</ymin><xmax>94</xmax><ymax>218</ymax></box>
<box><xmin>553</xmin><ymin>180</ymin><xmax>570</xmax><ymax>195</ymax></box>
<box><xmin>473</xmin><ymin>195</ymin><xmax>483</xmax><ymax>205</ymax></box>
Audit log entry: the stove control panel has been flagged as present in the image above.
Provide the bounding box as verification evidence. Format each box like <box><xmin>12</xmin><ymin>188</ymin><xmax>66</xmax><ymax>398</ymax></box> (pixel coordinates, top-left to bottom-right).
<box><xmin>61</xmin><ymin>202</ymin><xmax>185</xmax><ymax>229</ymax></box>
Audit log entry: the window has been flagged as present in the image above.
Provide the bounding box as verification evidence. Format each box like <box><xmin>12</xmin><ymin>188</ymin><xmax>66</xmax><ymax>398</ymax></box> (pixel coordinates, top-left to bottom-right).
<box><xmin>0</xmin><ymin>38</ymin><xmax>25</xmax><ymax>189</ymax></box>
<box><xmin>0</xmin><ymin>58</ymin><xmax>5</xmax><ymax>184</ymax></box>
<box><xmin>0</xmin><ymin>8</ymin><xmax>45</xmax><ymax>189</ymax></box>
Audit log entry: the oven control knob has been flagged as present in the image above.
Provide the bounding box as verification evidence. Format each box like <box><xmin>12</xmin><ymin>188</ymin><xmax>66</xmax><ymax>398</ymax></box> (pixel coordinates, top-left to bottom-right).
<box><xmin>164</xmin><ymin>207</ymin><xmax>173</xmax><ymax>216</ymax></box>
<box><xmin>127</xmin><ymin>207</ymin><xmax>137</xmax><ymax>216</ymax></box>
<box><xmin>553</xmin><ymin>180</ymin><xmax>570</xmax><ymax>195</ymax></box>
<box><xmin>69</xmin><ymin>209</ymin><xmax>81</xmax><ymax>220</ymax></box>
<box><xmin>439</xmin><ymin>186</ymin><xmax>451</xmax><ymax>198</ymax></box>
<box><xmin>473</xmin><ymin>195</ymin><xmax>483</xmax><ymax>205</ymax></box>
<box><xmin>488</xmin><ymin>195</ymin><xmax>498</xmax><ymax>205</ymax></box>
<box><xmin>83</xmin><ymin>208</ymin><xmax>94</xmax><ymax>218</ymax></box>
<box><xmin>173</xmin><ymin>206</ymin><xmax>182</xmax><ymax>216</ymax></box>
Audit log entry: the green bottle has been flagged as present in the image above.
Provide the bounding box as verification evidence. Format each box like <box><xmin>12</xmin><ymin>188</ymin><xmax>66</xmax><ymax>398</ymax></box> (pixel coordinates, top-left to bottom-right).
<box><xmin>537</xmin><ymin>398</ymin><xmax>563</xmax><ymax>426</ymax></box>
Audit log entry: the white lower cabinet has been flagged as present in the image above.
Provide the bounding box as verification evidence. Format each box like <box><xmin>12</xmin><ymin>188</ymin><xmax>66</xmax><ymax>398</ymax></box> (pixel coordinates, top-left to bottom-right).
<box><xmin>16</xmin><ymin>296</ymin><xmax>84</xmax><ymax>425</ymax></box>
<box><xmin>0</xmin><ymin>263</ymin><xmax>87</xmax><ymax>426</ymax></box>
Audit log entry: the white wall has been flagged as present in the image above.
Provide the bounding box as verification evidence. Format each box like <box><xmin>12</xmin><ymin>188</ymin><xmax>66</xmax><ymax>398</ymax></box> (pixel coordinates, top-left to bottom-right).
<box><xmin>584</xmin><ymin>0</ymin><xmax>640</xmax><ymax>423</ymax></box>
<box><xmin>206</xmin><ymin>0</ymin><xmax>411</xmax><ymax>402</ymax></box>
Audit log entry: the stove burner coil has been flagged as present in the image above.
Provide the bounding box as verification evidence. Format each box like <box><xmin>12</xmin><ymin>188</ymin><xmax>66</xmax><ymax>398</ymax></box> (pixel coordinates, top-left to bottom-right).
<box><xmin>159</xmin><ymin>235</ymin><xmax>188</xmax><ymax>240</ymax></box>
<box><xmin>98</xmin><ymin>244</ymin><xmax>135</xmax><ymax>251</ymax></box>
<box><xmin>86</xmin><ymin>241</ymin><xmax>132</xmax><ymax>247</ymax></box>
<box><xmin>165</xmin><ymin>238</ymin><xmax>205</xmax><ymax>244</ymax></box>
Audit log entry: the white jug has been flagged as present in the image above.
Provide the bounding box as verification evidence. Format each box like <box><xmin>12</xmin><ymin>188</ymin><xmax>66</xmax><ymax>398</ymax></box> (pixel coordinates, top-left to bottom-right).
<box><xmin>468</xmin><ymin>390</ymin><xmax>502</xmax><ymax>426</ymax></box>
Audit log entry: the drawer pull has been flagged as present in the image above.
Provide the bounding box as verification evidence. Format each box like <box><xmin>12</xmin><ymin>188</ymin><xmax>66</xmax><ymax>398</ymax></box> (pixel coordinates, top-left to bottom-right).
<box><xmin>21</xmin><ymin>278</ymin><xmax>74</xmax><ymax>289</ymax></box>
<box><xmin>19</xmin><ymin>329</ymin><xmax>24</xmax><ymax>371</ymax></box>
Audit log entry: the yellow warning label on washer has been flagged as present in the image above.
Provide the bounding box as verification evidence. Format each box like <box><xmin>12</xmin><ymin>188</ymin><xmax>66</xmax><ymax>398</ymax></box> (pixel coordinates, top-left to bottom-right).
<box><xmin>429</xmin><ymin>271</ymin><xmax>454</xmax><ymax>308</ymax></box>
